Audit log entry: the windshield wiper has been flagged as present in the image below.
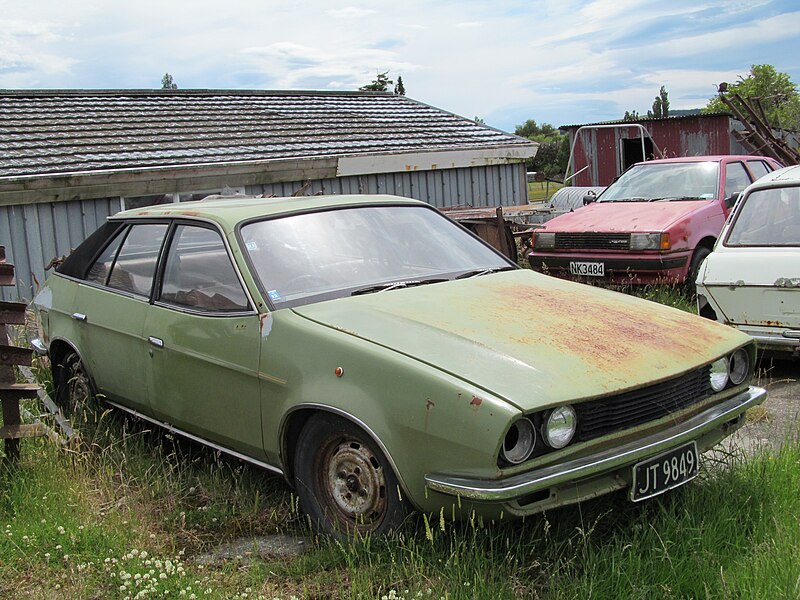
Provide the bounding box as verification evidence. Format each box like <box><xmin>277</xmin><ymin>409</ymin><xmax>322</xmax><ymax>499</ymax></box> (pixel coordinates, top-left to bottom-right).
<box><xmin>455</xmin><ymin>266</ymin><xmax>516</xmax><ymax>279</ymax></box>
<box><xmin>648</xmin><ymin>196</ymin><xmax>706</xmax><ymax>202</ymax></box>
<box><xmin>350</xmin><ymin>277</ymin><xmax>448</xmax><ymax>296</ymax></box>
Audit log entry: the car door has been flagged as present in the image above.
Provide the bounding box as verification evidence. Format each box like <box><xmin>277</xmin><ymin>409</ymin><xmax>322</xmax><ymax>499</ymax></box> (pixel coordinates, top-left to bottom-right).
<box><xmin>73</xmin><ymin>222</ymin><xmax>168</xmax><ymax>413</ymax></box>
<box><xmin>705</xmin><ymin>185</ymin><xmax>800</xmax><ymax>328</ymax></box>
<box><xmin>143</xmin><ymin>222</ymin><xmax>264</xmax><ymax>459</ymax></box>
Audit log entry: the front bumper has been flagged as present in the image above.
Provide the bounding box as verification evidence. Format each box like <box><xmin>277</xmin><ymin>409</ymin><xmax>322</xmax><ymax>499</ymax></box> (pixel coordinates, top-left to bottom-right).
<box><xmin>529</xmin><ymin>253</ymin><xmax>688</xmax><ymax>283</ymax></box>
<box><xmin>425</xmin><ymin>386</ymin><xmax>765</xmax><ymax>503</ymax></box>
<box><xmin>31</xmin><ymin>338</ymin><xmax>49</xmax><ymax>356</ymax></box>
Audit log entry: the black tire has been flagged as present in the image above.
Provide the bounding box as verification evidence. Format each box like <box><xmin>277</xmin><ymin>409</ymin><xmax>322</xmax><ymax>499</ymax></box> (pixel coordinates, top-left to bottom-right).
<box><xmin>293</xmin><ymin>413</ymin><xmax>408</xmax><ymax>538</ymax></box>
<box><xmin>54</xmin><ymin>350</ymin><xmax>94</xmax><ymax>412</ymax></box>
<box><xmin>686</xmin><ymin>246</ymin><xmax>712</xmax><ymax>294</ymax></box>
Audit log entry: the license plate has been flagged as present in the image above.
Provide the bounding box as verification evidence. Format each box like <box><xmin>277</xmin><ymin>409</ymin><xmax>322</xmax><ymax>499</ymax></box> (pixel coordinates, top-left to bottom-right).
<box><xmin>631</xmin><ymin>442</ymin><xmax>699</xmax><ymax>502</ymax></box>
<box><xmin>570</xmin><ymin>261</ymin><xmax>604</xmax><ymax>276</ymax></box>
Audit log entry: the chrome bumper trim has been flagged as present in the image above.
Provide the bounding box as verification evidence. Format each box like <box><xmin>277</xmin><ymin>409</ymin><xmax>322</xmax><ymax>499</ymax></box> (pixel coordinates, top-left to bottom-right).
<box><xmin>31</xmin><ymin>338</ymin><xmax>49</xmax><ymax>356</ymax></box>
<box><xmin>425</xmin><ymin>386</ymin><xmax>766</xmax><ymax>502</ymax></box>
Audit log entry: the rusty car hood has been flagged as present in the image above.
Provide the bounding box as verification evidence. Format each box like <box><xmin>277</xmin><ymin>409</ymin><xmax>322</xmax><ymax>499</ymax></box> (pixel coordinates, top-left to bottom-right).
<box><xmin>544</xmin><ymin>200</ymin><xmax>713</xmax><ymax>232</ymax></box>
<box><xmin>292</xmin><ymin>270</ymin><xmax>748</xmax><ymax>411</ymax></box>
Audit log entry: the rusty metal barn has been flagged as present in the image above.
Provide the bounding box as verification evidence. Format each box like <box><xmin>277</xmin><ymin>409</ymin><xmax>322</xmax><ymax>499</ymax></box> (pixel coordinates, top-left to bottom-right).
<box><xmin>561</xmin><ymin>113</ymin><xmax>774</xmax><ymax>187</ymax></box>
<box><xmin>0</xmin><ymin>89</ymin><xmax>538</xmax><ymax>301</ymax></box>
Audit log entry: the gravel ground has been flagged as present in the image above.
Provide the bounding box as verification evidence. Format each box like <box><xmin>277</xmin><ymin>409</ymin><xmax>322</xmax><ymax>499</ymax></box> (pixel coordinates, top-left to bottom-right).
<box><xmin>725</xmin><ymin>354</ymin><xmax>799</xmax><ymax>454</ymax></box>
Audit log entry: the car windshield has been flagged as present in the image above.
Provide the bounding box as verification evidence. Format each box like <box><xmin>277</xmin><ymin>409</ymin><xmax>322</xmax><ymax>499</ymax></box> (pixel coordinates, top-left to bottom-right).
<box><xmin>726</xmin><ymin>186</ymin><xmax>800</xmax><ymax>247</ymax></box>
<box><xmin>599</xmin><ymin>161</ymin><xmax>719</xmax><ymax>202</ymax></box>
<box><xmin>240</xmin><ymin>205</ymin><xmax>512</xmax><ymax>307</ymax></box>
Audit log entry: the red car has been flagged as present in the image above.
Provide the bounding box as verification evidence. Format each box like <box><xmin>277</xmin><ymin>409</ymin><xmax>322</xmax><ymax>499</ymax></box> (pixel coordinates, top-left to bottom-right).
<box><xmin>529</xmin><ymin>155</ymin><xmax>782</xmax><ymax>285</ymax></box>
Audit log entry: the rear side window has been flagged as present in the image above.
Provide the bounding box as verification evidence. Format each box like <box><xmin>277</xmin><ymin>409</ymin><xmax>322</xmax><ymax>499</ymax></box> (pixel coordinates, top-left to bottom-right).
<box><xmin>85</xmin><ymin>223</ymin><xmax>168</xmax><ymax>296</ymax></box>
<box><xmin>724</xmin><ymin>162</ymin><xmax>753</xmax><ymax>200</ymax></box>
<box><xmin>159</xmin><ymin>225</ymin><xmax>250</xmax><ymax>312</ymax></box>
<box><xmin>746</xmin><ymin>160</ymin><xmax>771</xmax><ymax>180</ymax></box>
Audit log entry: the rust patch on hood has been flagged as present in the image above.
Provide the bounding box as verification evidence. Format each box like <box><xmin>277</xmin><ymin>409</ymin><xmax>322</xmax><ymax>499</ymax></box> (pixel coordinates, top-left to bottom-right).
<box><xmin>470</xmin><ymin>396</ymin><xmax>483</xmax><ymax>407</ymax></box>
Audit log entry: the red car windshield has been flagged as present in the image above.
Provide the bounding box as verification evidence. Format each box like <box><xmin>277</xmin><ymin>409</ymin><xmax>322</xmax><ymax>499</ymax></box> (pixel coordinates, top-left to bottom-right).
<box><xmin>600</xmin><ymin>162</ymin><xmax>719</xmax><ymax>202</ymax></box>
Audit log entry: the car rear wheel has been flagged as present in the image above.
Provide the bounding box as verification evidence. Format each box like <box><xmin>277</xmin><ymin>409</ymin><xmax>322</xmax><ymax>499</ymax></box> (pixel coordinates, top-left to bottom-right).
<box><xmin>293</xmin><ymin>412</ymin><xmax>408</xmax><ymax>538</ymax></box>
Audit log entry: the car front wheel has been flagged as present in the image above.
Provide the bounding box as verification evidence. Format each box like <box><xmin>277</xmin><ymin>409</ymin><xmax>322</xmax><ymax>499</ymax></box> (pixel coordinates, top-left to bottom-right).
<box><xmin>293</xmin><ymin>412</ymin><xmax>408</xmax><ymax>538</ymax></box>
<box><xmin>54</xmin><ymin>349</ymin><xmax>94</xmax><ymax>411</ymax></box>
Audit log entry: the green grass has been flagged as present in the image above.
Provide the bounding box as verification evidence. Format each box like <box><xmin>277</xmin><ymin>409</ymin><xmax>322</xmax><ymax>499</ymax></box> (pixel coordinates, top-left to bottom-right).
<box><xmin>1</xmin><ymin>302</ymin><xmax>797</xmax><ymax>598</ymax></box>
<box><xmin>527</xmin><ymin>181</ymin><xmax>563</xmax><ymax>203</ymax></box>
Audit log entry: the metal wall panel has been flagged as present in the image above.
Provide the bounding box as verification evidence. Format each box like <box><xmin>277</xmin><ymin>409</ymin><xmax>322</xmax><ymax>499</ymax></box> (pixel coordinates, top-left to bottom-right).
<box><xmin>0</xmin><ymin>197</ymin><xmax>122</xmax><ymax>301</ymax></box>
<box><xmin>2</xmin><ymin>164</ymin><xmax>526</xmax><ymax>301</ymax></box>
<box><xmin>244</xmin><ymin>164</ymin><xmax>526</xmax><ymax>210</ymax></box>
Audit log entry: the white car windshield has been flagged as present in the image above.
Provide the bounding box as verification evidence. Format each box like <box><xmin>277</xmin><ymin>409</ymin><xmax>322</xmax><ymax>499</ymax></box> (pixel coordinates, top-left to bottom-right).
<box><xmin>726</xmin><ymin>186</ymin><xmax>800</xmax><ymax>247</ymax></box>
<box><xmin>600</xmin><ymin>162</ymin><xmax>719</xmax><ymax>202</ymax></box>
<box><xmin>240</xmin><ymin>205</ymin><xmax>513</xmax><ymax>307</ymax></box>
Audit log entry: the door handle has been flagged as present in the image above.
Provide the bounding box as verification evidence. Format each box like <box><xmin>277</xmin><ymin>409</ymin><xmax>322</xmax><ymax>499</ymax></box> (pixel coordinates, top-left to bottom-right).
<box><xmin>148</xmin><ymin>336</ymin><xmax>164</xmax><ymax>348</ymax></box>
<box><xmin>71</xmin><ymin>312</ymin><xmax>87</xmax><ymax>322</ymax></box>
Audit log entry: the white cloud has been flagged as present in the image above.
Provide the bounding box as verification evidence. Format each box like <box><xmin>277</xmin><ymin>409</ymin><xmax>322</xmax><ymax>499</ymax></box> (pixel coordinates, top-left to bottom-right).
<box><xmin>326</xmin><ymin>6</ymin><xmax>377</xmax><ymax>19</ymax></box>
<box><xmin>0</xmin><ymin>1</ymin><xmax>797</xmax><ymax>131</ymax></box>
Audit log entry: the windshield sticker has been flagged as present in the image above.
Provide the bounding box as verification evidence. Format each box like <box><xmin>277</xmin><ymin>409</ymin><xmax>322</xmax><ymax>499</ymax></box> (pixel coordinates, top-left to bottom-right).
<box><xmin>245</xmin><ymin>240</ymin><xmax>258</xmax><ymax>251</ymax></box>
<box><xmin>268</xmin><ymin>290</ymin><xmax>282</xmax><ymax>302</ymax></box>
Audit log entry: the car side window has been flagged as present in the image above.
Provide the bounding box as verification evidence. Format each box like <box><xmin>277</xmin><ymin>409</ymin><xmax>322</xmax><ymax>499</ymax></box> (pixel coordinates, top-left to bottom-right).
<box><xmin>104</xmin><ymin>224</ymin><xmax>168</xmax><ymax>296</ymax></box>
<box><xmin>723</xmin><ymin>162</ymin><xmax>752</xmax><ymax>202</ymax></box>
<box><xmin>159</xmin><ymin>225</ymin><xmax>250</xmax><ymax>312</ymax></box>
<box><xmin>86</xmin><ymin>227</ymin><xmax>127</xmax><ymax>285</ymax></box>
<box><xmin>746</xmin><ymin>160</ymin><xmax>771</xmax><ymax>180</ymax></box>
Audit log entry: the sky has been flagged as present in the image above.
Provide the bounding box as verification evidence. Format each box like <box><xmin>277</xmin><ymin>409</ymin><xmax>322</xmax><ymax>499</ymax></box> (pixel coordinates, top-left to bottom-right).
<box><xmin>2</xmin><ymin>0</ymin><xmax>799</xmax><ymax>134</ymax></box>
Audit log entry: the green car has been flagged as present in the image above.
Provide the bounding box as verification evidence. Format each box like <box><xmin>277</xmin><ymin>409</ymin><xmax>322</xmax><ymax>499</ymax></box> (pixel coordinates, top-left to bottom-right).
<box><xmin>32</xmin><ymin>194</ymin><xmax>764</xmax><ymax>537</ymax></box>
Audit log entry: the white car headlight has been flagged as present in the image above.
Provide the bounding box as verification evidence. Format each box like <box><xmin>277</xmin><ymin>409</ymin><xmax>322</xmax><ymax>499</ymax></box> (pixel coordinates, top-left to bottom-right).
<box><xmin>710</xmin><ymin>357</ymin><xmax>730</xmax><ymax>391</ymax></box>
<box><xmin>533</xmin><ymin>232</ymin><xmax>556</xmax><ymax>250</ymax></box>
<box><xmin>543</xmin><ymin>405</ymin><xmax>577</xmax><ymax>449</ymax></box>
<box><xmin>501</xmin><ymin>418</ymin><xmax>536</xmax><ymax>464</ymax></box>
<box><xmin>630</xmin><ymin>233</ymin><xmax>670</xmax><ymax>251</ymax></box>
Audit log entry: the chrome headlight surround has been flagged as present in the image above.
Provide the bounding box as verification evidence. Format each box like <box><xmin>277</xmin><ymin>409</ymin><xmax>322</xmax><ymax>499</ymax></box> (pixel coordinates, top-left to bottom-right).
<box><xmin>533</xmin><ymin>231</ymin><xmax>556</xmax><ymax>250</ymax></box>
<box><xmin>500</xmin><ymin>418</ymin><xmax>537</xmax><ymax>464</ymax></box>
<box><xmin>543</xmin><ymin>405</ymin><xmax>577</xmax><ymax>449</ymax></box>
<box><xmin>728</xmin><ymin>348</ymin><xmax>750</xmax><ymax>386</ymax></box>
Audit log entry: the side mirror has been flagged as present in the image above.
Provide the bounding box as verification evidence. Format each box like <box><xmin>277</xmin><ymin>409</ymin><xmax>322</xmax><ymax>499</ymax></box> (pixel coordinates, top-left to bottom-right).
<box><xmin>583</xmin><ymin>191</ymin><xmax>597</xmax><ymax>206</ymax></box>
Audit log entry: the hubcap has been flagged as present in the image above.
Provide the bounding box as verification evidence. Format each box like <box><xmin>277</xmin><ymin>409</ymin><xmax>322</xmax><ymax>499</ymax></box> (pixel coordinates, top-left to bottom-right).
<box><xmin>321</xmin><ymin>438</ymin><xmax>387</xmax><ymax>527</ymax></box>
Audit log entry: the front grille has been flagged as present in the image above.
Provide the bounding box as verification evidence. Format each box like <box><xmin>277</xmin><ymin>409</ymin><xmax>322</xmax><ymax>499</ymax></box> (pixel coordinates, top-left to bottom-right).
<box><xmin>575</xmin><ymin>366</ymin><xmax>713</xmax><ymax>441</ymax></box>
<box><xmin>555</xmin><ymin>232</ymin><xmax>630</xmax><ymax>250</ymax></box>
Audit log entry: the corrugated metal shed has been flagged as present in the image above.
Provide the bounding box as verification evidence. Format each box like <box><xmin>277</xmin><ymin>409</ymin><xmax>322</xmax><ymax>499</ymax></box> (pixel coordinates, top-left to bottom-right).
<box><xmin>561</xmin><ymin>113</ymin><xmax>749</xmax><ymax>187</ymax></box>
<box><xmin>0</xmin><ymin>89</ymin><xmax>537</xmax><ymax>301</ymax></box>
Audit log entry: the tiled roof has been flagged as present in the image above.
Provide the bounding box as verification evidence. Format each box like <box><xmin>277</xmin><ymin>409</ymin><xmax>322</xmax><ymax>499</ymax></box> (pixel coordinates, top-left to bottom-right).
<box><xmin>0</xmin><ymin>90</ymin><xmax>533</xmax><ymax>179</ymax></box>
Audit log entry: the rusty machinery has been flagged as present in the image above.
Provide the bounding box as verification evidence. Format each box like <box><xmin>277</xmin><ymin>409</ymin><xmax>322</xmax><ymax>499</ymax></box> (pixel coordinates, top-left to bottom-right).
<box><xmin>0</xmin><ymin>245</ymin><xmax>44</xmax><ymax>464</ymax></box>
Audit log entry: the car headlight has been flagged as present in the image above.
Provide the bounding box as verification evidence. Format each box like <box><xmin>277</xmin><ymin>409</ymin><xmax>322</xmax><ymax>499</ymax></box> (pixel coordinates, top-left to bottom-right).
<box><xmin>630</xmin><ymin>232</ymin><xmax>670</xmax><ymax>251</ymax></box>
<box><xmin>533</xmin><ymin>232</ymin><xmax>556</xmax><ymax>250</ymax></box>
<box><xmin>729</xmin><ymin>348</ymin><xmax>750</xmax><ymax>385</ymax></box>
<box><xmin>501</xmin><ymin>418</ymin><xmax>536</xmax><ymax>464</ymax></box>
<box><xmin>710</xmin><ymin>357</ymin><xmax>729</xmax><ymax>392</ymax></box>
<box><xmin>543</xmin><ymin>405</ymin><xmax>577</xmax><ymax>449</ymax></box>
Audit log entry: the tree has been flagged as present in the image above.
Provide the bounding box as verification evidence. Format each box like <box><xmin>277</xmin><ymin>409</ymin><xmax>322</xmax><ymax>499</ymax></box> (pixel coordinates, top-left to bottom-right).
<box><xmin>646</xmin><ymin>86</ymin><xmax>670</xmax><ymax>118</ymax></box>
<box><xmin>514</xmin><ymin>119</ymin><xmax>568</xmax><ymax>179</ymax></box>
<box><xmin>394</xmin><ymin>75</ymin><xmax>406</xmax><ymax>96</ymax></box>
<box><xmin>359</xmin><ymin>71</ymin><xmax>393</xmax><ymax>92</ymax></box>
<box><xmin>623</xmin><ymin>110</ymin><xmax>640</xmax><ymax>121</ymax></box>
<box><xmin>704</xmin><ymin>64</ymin><xmax>800</xmax><ymax>130</ymax></box>
<box><xmin>161</xmin><ymin>73</ymin><xmax>178</xmax><ymax>90</ymax></box>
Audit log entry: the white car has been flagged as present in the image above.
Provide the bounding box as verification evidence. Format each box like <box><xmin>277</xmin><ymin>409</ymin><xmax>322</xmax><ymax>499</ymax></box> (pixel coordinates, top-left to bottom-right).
<box><xmin>697</xmin><ymin>165</ymin><xmax>800</xmax><ymax>356</ymax></box>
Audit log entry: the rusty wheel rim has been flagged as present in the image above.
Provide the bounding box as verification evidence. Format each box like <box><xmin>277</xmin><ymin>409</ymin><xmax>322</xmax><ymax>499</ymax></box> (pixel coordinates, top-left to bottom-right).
<box><xmin>66</xmin><ymin>359</ymin><xmax>90</xmax><ymax>407</ymax></box>
<box><xmin>316</xmin><ymin>435</ymin><xmax>388</xmax><ymax>532</ymax></box>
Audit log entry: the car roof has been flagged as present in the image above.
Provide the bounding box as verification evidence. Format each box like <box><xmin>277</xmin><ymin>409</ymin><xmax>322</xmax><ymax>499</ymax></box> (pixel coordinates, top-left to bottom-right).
<box><xmin>636</xmin><ymin>155</ymin><xmax>768</xmax><ymax>166</ymax></box>
<box><xmin>113</xmin><ymin>194</ymin><xmax>427</xmax><ymax>230</ymax></box>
